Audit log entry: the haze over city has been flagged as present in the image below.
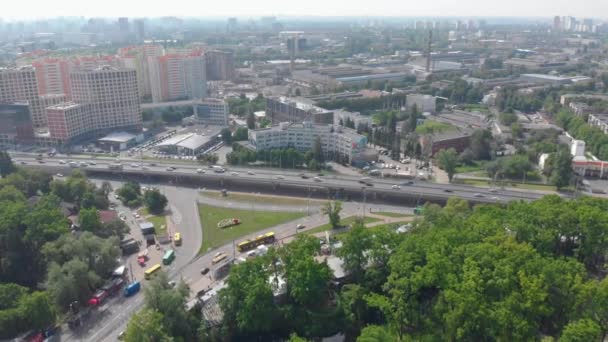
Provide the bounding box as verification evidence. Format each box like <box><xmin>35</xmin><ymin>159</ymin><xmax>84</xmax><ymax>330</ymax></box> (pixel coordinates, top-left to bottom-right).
<box><xmin>1</xmin><ymin>0</ymin><xmax>607</xmax><ymax>19</ymax></box>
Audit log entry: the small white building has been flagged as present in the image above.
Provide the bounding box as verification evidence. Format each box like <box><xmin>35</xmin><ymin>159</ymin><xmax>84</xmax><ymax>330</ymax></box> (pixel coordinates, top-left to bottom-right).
<box><xmin>571</xmin><ymin>139</ymin><xmax>586</xmax><ymax>157</ymax></box>
<box><xmin>406</xmin><ymin>94</ymin><xmax>437</xmax><ymax>114</ymax></box>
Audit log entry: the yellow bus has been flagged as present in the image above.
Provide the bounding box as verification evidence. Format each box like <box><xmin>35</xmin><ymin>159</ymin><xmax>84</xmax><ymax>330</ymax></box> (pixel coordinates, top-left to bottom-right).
<box><xmin>144</xmin><ymin>264</ymin><xmax>162</xmax><ymax>280</ymax></box>
<box><xmin>174</xmin><ymin>232</ymin><xmax>182</xmax><ymax>246</ymax></box>
<box><xmin>237</xmin><ymin>232</ymin><xmax>276</xmax><ymax>253</ymax></box>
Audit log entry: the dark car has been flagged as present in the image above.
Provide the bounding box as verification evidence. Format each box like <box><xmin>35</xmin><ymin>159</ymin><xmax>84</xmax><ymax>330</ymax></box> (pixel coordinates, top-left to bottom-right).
<box><xmin>300</xmin><ymin>174</ymin><xmax>309</xmax><ymax>179</ymax></box>
<box><xmin>201</xmin><ymin>267</ymin><xmax>210</xmax><ymax>275</ymax></box>
<box><xmin>444</xmin><ymin>189</ymin><xmax>453</xmax><ymax>193</ymax></box>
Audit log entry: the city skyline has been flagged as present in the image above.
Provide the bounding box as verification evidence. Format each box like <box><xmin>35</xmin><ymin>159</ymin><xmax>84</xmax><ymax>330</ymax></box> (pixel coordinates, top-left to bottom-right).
<box><xmin>0</xmin><ymin>0</ymin><xmax>607</xmax><ymax>21</ymax></box>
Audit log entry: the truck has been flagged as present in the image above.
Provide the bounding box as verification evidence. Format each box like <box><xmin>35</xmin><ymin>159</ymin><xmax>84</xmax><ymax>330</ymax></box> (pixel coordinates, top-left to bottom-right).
<box><xmin>120</xmin><ymin>238</ymin><xmax>140</xmax><ymax>255</ymax></box>
<box><xmin>124</xmin><ymin>281</ymin><xmax>141</xmax><ymax>297</ymax></box>
<box><xmin>108</xmin><ymin>163</ymin><xmax>123</xmax><ymax>170</ymax></box>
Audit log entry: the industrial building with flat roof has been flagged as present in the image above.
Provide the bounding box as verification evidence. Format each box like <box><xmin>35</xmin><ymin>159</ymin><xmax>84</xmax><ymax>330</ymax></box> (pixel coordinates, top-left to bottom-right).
<box><xmin>266</xmin><ymin>96</ymin><xmax>333</xmax><ymax>125</ymax></box>
<box><xmin>155</xmin><ymin>129</ymin><xmax>222</xmax><ymax>156</ymax></box>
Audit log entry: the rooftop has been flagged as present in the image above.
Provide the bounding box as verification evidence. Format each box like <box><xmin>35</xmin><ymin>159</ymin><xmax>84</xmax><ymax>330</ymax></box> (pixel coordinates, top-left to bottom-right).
<box><xmin>98</xmin><ymin>131</ymin><xmax>137</xmax><ymax>143</ymax></box>
<box><xmin>46</xmin><ymin>102</ymin><xmax>82</xmax><ymax>111</ymax></box>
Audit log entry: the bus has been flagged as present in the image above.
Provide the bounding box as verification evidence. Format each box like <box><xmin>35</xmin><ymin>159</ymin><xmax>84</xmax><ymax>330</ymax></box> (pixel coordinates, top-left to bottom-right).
<box><xmin>144</xmin><ymin>264</ymin><xmax>162</xmax><ymax>280</ymax></box>
<box><xmin>163</xmin><ymin>249</ymin><xmax>176</xmax><ymax>265</ymax></box>
<box><xmin>174</xmin><ymin>232</ymin><xmax>182</xmax><ymax>246</ymax></box>
<box><xmin>237</xmin><ymin>232</ymin><xmax>276</xmax><ymax>253</ymax></box>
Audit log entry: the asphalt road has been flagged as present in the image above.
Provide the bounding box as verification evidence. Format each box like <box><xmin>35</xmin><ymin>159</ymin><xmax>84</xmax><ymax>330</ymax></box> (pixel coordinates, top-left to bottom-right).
<box><xmin>15</xmin><ymin>154</ymin><xmax>549</xmax><ymax>204</ymax></box>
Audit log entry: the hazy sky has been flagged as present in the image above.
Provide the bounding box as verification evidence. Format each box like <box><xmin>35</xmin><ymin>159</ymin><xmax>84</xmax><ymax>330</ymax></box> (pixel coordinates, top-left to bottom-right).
<box><xmin>1</xmin><ymin>0</ymin><xmax>606</xmax><ymax>20</ymax></box>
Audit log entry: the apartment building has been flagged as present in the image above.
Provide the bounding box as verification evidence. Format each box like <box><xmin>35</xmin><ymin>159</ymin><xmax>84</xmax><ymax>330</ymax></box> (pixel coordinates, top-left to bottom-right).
<box><xmin>46</xmin><ymin>102</ymin><xmax>92</xmax><ymax>142</ymax></box>
<box><xmin>31</xmin><ymin>58</ymin><xmax>72</xmax><ymax>97</ymax></box>
<box><xmin>29</xmin><ymin>94</ymin><xmax>67</xmax><ymax>128</ymax></box>
<box><xmin>118</xmin><ymin>45</ymin><xmax>164</xmax><ymax>99</ymax></box>
<box><xmin>205</xmin><ymin>50</ymin><xmax>235</xmax><ymax>81</ymax></box>
<box><xmin>0</xmin><ymin>103</ymin><xmax>35</xmax><ymax>145</ymax></box>
<box><xmin>0</xmin><ymin>66</ymin><xmax>39</xmax><ymax>103</ymax></box>
<box><xmin>148</xmin><ymin>51</ymin><xmax>206</xmax><ymax>103</ymax></box>
<box><xmin>248</xmin><ymin>121</ymin><xmax>368</xmax><ymax>163</ymax></box>
<box><xmin>193</xmin><ymin>98</ymin><xmax>228</xmax><ymax>126</ymax></box>
<box><xmin>588</xmin><ymin>114</ymin><xmax>608</xmax><ymax>134</ymax></box>
<box><xmin>265</xmin><ymin>96</ymin><xmax>334</xmax><ymax>125</ymax></box>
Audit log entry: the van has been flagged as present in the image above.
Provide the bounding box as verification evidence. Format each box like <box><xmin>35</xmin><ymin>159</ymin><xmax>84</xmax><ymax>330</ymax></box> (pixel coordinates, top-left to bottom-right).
<box><xmin>174</xmin><ymin>232</ymin><xmax>182</xmax><ymax>246</ymax></box>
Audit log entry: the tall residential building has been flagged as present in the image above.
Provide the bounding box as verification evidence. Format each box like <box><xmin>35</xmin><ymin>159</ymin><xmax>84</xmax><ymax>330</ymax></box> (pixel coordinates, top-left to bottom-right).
<box><xmin>553</xmin><ymin>16</ymin><xmax>561</xmax><ymax>31</ymax></box>
<box><xmin>64</xmin><ymin>66</ymin><xmax>141</xmax><ymax>140</ymax></box>
<box><xmin>46</xmin><ymin>102</ymin><xmax>92</xmax><ymax>142</ymax></box>
<box><xmin>31</xmin><ymin>58</ymin><xmax>72</xmax><ymax>97</ymax></box>
<box><xmin>148</xmin><ymin>51</ymin><xmax>206</xmax><ymax>103</ymax></box>
<box><xmin>29</xmin><ymin>94</ymin><xmax>67</xmax><ymax>128</ymax></box>
<box><xmin>118</xmin><ymin>45</ymin><xmax>164</xmax><ymax>100</ymax></box>
<box><xmin>193</xmin><ymin>98</ymin><xmax>228</xmax><ymax>126</ymax></box>
<box><xmin>205</xmin><ymin>50</ymin><xmax>235</xmax><ymax>80</ymax></box>
<box><xmin>0</xmin><ymin>66</ymin><xmax>39</xmax><ymax>103</ymax></box>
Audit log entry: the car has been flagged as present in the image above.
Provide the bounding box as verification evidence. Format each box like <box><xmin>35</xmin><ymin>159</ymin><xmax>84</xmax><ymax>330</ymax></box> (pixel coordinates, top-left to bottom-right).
<box><xmin>444</xmin><ymin>189</ymin><xmax>454</xmax><ymax>193</ymax></box>
<box><xmin>118</xmin><ymin>331</ymin><xmax>126</xmax><ymax>340</ymax></box>
<box><xmin>392</xmin><ymin>185</ymin><xmax>401</xmax><ymax>189</ymax></box>
<box><xmin>131</xmin><ymin>163</ymin><xmax>139</xmax><ymax>168</ymax></box>
<box><xmin>133</xmin><ymin>213</ymin><xmax>140</xmax><ymax>219</ymax></box>
<box><xmin>166</xmin><ymin>167</ymin><xmax>174</xmax><ymax>171</ymax></box>
<box><xmin>313</xmin><ymin>177</ymin><xmax>322</xmax><ymax>182</ymax></box>
<box><xmin>114</xmin><ymin>194</ymin><xmax>119</xmax><ymax>199</ymax></box>
<box><xmin>89</xmin><ymin>161</ymin><xmax>96</xmax><ymax>165</ymax></box>
<box><xmin>149</xmin><ymin>163</ymin><xmax>157</xmax><ymax>166</ymax></box>
<box><xmin>230</xmin><ymin>172</ymin><xmax>239</xmax><ymax>176</ymax></box>
<box><xmin>59</xmin><ymin>160</ymin><xmax>66</xmax><ymax>164</ymax></box>
<box><xmin>296</xmin><ymin>223</ymin><xmax>306</xmax><ymax>230</ymax></box>
<box><xmin>37</xmin><ymin>159</ymin><xmax>45</xmax><ymax>163</ymax></box>
<box><xmin>20</xmin><ymin>161</ymin><xmax>27</xmax><ymax>165</ymax></box>
<box><xmin>474</xmin><ymin>193</ymin><xmax>484</xmax><ymax>198</ymax></box>
<box><xmin>247</xmin><ymin>170</ymin><xmax>255</xmax><ymax>175</ymax></box>
<box><xmin>200</xmin><ymin>267</ymin><xmax>210</xmax><ymax>275</ymax></box>
<box><xmin>403</xmin><ymin>180</ymin><xmax>414</xmax><ymax>185</ymax></box>
<box><xmin>56</xmin><ymin>173</ymin><xmax>64</xmax><ymax>177</ymax></box>
<box><xmin>300</xmin><ymin>174</ymin><xmax>309</xmax><ymax>179</ymax></box>
<box><xmin>196</xmin><ymin>168</ymin><xmax>205</xmax><ymax>174</ymax></box>
<box><xmin>142</xmin><ymin>166</ymin><xmax>149</xmax><ymax>170</ymax></box>
<box><xmin>276</xmin><ymin>175</ymin><xmax>285</xmax><ymax>180</ymax></box>
<box><xmin>489</xmin><ymin>188</ymin><xmax>498</xmax><ymax>193</ymax></box>
<box><xmin>168</xmin><ymin>280</ymin><xmax>177</xmax><ymax>288</ymax></box>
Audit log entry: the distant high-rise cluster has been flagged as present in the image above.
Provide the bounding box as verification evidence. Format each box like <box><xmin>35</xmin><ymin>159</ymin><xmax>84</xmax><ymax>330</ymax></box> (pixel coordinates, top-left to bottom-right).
<box><xmin>148</xmin><ymin>50</ymin><xmax>207</xmax><ymax>103</ymax></box>
<box><xmin>553</xmin><ymin>16</ymin><xmax>596</xmax><ymax>33</ymax></box>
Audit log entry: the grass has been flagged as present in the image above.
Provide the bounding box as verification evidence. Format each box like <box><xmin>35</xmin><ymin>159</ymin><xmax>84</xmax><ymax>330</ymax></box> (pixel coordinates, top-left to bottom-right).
<box><xmin>200</xmin><ymin>190</ymin><xmax>324</xmax><ymax>206</ymax></box>
<box><xmin>198</xmin><ymin>204</ymin><xmax>305</xmax><ymax>253</ymax></box>
<box><xmin>415</xmin><ymin>121</ymin><xmax>456</xmax><ymax>135</ymax></box>
<box><xmin>306</xmin><ymin>216</ymin><xmax>381</xmax><ymax>235</ymax></box>
<box><xmin>457</xmin><ymin>178</ymin><xmax>558</xmax><ymax>191</ymax></box>
<box><xmin>139</xmin><ymin>208</ymin><xmax>167</xmax><ymax>235</ymax></box>
<box><xmin>373</xmin><ymin>212</ymin><xmax>412</xmax><ymax>218</ymax></box>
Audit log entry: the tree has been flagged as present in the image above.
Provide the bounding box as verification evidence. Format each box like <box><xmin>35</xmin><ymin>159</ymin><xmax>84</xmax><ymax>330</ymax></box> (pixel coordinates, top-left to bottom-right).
<box><xmin>221</xmin><ymin>128</ymin><xmax>233</xmax><ymax>144</ymax></box>
<box><xmin>101</xmin><ymin>181</ymin><xmax>113</xmax><ymax>197</ymax></box>
<box><xmin>551</xmin><ymin>147</ymin><xmax>573</xmax><ymax>190</ymax></box>
<box><xmin>341</xmin><ymin>284</ymin><xmax>369</xmax><ymax>336</ymax></box>
<box><xmin>117</xmin><ymin>181</ymin><xmax>142</xmax><ymax>207</ymax></box>
<box><xmin>46</xmin><ymin>259</ymin><xmax>101</xmax><ymax>310</ymax></box>
<box><xmin>79</xmin><ymin>207</ymin><xmax>103</xmax><ymax>235</ymax></box>
<box><xmin>338</xmin><ymin>221</ymin><xmax>371</xmax><ymax>281</ymax></box>
<box><xmin>103</xmin><ymin>218</ymin><xmax>130</xmax><ymax>240</ymax></box>
<box><xmin>0</xmin><ymin>151</ymin><xmax>15</xmax><ymax>177</ymax></box>
<box><xmin>143</xmin><ymin>189</ymin><xmax>168</xmax><ymax>215</ymax></box>
<box><xmin>125</xmin><ymin>309</ymin><xmax>174</xmax><ymax>342</ymax></box>
<box><xmin>0</xmin><ymin>284</ymin><xmax>56</xmax><ymax>339</ymax></box>
<box><xmin>436</xmin><ymin>148</ymin><xmax>459</xmax><ymax>182</ymax></box>
<box><xmin>312</xmin><ymin>136</ymin><xmax>324</xmax><ymax>163</ymax></box>
<box><xmin>408</xmin><ymin>104</ymin><xmax>419</xmax><ymax>133</ymax></box>
<box><xmin>322</xmin><ymin>201</ymin><xmax>342</xmax><ymax>229</ymax></box>
<box><xmin>247</xmin><ymin>112</ymin><xmax>256</xmax><ymax>129</ymax></box>
<box><xmin>233</xmin><ymin>127</ymin><xmax>249</xmax><ymax>141</ymax></box>
<box><xmin>357</xmin><ymin>325</ymin><xmax>398</xmax><ymax>342</ymax></box>
<box><xmin>560</xmin><ymin>319</ymin><xmax>602</xmax><ymax>342</ymax></box>
<box><xmin>470</xmin><ymin>129</ymin><xmax>493</xmax><ymax>160</ymax></box>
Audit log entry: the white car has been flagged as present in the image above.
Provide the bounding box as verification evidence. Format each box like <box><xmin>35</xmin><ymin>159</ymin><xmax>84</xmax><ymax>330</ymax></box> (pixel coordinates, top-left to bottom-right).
<box><xmin>276</xmin><ymin>175</ymin><xmax>285</xmax><ymax>180</ymax></box>
<box><xmin>59</xmin><ymin>160</ymin><xmax>66</xmax><ymax>164</ymax></box>
<box><xmin>196</xmin><ymin>169</ymin><xmax>205</xmax><ymax>174</ymax></box>
<box><xmin>392</xmin><ymin>185</ymin><xmax>401</xmax><ymax>189</ymax></box>
<box><xmin>131</xmin><ymin>163</ymin><xmax>139</xmax><ymax>168</ymax></box>
<box><xmin>247</xmin><ymin>171</ymin><xmax>255</xmax><ymax>175</ymax></box>
<box><xmin>133</xmin><ymin>213</ymin><xmax>140</xmax><ymax>219</ymax></box>
<box><xmin>166</xmin><ymin>167</ymin><xmax>174</xmax><ymax>172</ymax></box>
<box><xmin>56</xmin><ymin>173</ymin><xmax>64</xmax><ymax>177</ymax></box>
<box><xmin>89</xmin><ymin>161</ymin><xmax>96</xmax><ymax>165</ymax></box>
<box><xmin>313</xmin><ymin>177</ymin><xmax>322</xmax><ymax>182</ymax></box>
<box><xmin>230</xmin><ymin>172</ymin><xmax>239</xmax><ymax>176</ymax></box>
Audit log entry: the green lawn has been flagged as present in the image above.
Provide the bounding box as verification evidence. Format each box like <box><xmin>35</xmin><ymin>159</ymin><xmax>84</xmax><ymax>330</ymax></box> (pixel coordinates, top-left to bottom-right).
<box><xmin>458</xmin><ymin>178</ymin><xmax>558</xmax><ymax>192</ymax></box>
<box><xmin>306</xmin><ymin>216</ymin><xmax>381</xmax><ymax>235</ymax></box>
<box><xmin>200</xmin><ymin>190</ymin><xmax>324</xmax><ymax>206</ymax></box>
<box><xmin>373</xmin><ymin>212</ymin><xmax>412</xmax><ymax>218</ymax></box>
<box><xmin>198</xmin><ymin>204</ymin><xmax>306</xmax><ymax>253</ymax></box>
<box><xmin>415</xmin><ymin>121</ymin><xmax>456</xmax><ymax>135</ymax></box>
<box><xmin>139</xmin><ymin>208</ymin><xmax>167</xmax><ymax>235</ymax></box>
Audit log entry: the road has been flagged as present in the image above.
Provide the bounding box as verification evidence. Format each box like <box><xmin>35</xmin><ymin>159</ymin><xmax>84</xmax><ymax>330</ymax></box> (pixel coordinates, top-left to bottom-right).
<box><xmin>14</xmin><ymin>154</ymin><xmax>550</xmax><ymax>204</ymax></box>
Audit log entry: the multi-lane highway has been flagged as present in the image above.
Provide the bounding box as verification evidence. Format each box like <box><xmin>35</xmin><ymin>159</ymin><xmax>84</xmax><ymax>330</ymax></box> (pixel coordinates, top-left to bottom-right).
<box><xmin>15</xmin><ymin>153</ymin><xmax>549</xmax><ymax>204</ymax></box>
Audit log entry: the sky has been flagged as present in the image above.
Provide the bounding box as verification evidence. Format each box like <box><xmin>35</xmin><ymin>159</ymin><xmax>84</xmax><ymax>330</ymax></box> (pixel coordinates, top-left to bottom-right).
<box><xmin>1</xmin><ymin>0</ymin><xmax>607</xmax><ymax>20</ymax></box>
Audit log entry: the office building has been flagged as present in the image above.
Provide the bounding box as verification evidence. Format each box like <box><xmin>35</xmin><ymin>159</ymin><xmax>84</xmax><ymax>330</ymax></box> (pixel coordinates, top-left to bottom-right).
<box><xmin>193</xmin><ymin>98</ymin><xmax>229</xmax><ymax>126</ymax></box>
<box><xmin>148</xmin><ymin>51</ymin><xmax>206</xmax><ymax>103</ymax></box>
<box><xmin>406</xmin><ymin>94</ymin><xmax>437</xmax><ymax>113</ymax></box>
<box><xmin>266</xmin><ymin>96</ymin><xmax>333</xmax><ymax>125</ymax></box>
<box><xmin>205</xmin><ymin>50</ymin><xmax>235</xmax><ymax>81</ymax></box>
<box><xmin>118</xmin><ymin>45</ymin><xmax>164</xmax><ymax>99</ymax></box>
<box><xmin>134</xmin><ymin>19</ymin><xmax>145</xmax><ymax>42</ymax></box>
<box><xmin>0</xmin><ymin>103</ymin><xmax>35</xmax><ymax>144</ymax></box>
<box><xmin>248</xmin><ymin>122</ymin><xmax>368</xmax><ymax>164</ymax></box>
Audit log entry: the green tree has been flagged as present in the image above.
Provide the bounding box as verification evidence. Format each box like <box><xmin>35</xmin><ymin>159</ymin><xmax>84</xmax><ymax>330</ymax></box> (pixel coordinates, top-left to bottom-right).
<box><xmin>551</xmin><ymin>147</ymin><xmax>573</xmax><ymax>190</ymax></box>
<box><xmin>322</xmin><ymin>201</ymin><xmax>342</xmax><ymax>229</ymax></box>
<box><xmin>103</xmin><ymin>218</ymin><xmax>130</xmax><ymax>239</ymax></box>
<box><xmin>233</xmin><ymin>127</ymin><xmax>249</xmax><ymax>141</ymax></box>
<box><xmin>46</xmin><ymin>259</ymin><xmax>101</xmax><ymax>310</ymax></box>
<box><xmin>341</xmin><ymin>284</ymin><xmax>369</xmax><ymax>336</ymax></box>
<box><xmin>117</xmin><ymin>181</ymin><xmax>142</xmax><ymax>207</ymax></box>
<box><xmin>125</xmin><ymin>309</ymin><xmax>174</xmax><ymax>342</ymax></box>
<box><xmin>436</xmin><ymin>148</ymin><xmax>459</xmax><ymax>182</ymax></box>
<box><xmin>288</xmin><ymin>333</ymin><xmax>309</xmax><ymax>342</ymax></box>
<box><xmin>143</xmin><ymin>189</ymin><xmax>168</xmax><ymax>215</ymax></box>
<box><xmin>470</xmin><ymin>129</ymin><xmax>493</xmax><ymax>160</ymax></box>
<box><xmin>312</xmin><ymin>136</ymin><xmax>324</xmax><ymax>163</ymax></box>
<box><xmin>79</xmin><ymin>207</ymin><xmax>103</xmax><ymax>234</ymax></box>
<box><xmin>337</xmin><ymin>221</ymin><xmax>371</xmax><ymax>281</ymax></box>
<box><xmin>221</xmin><ymin>128</ymin><xmax>233</xmax><ymax>144</ymax></box>
<box><xmin>560</xmin><ymin>319</ymin><xmax>602</xmax><ymax>342</ymax></box>
<box><xmin>357</xmin><ymin>325</ymin><xmax>398</xmax><ymax>342</ymax></box>
<box><xmin>247</xmin><ymin>112</ymin><xmax>256</xmax><ymax>129</ymax></box>
<box><xmin>0</xmin><ymin>151</ymin><xmax>16</xmax><ymax>177</ymax></box>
